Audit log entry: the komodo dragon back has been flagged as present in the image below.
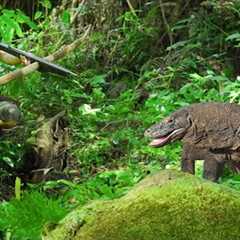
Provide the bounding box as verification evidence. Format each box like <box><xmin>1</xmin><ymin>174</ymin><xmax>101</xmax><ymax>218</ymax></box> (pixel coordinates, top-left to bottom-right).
<box><xmin>185</xmin><ymin>103</ymin><xmax>240</xmax><ymax>150</ymax></box>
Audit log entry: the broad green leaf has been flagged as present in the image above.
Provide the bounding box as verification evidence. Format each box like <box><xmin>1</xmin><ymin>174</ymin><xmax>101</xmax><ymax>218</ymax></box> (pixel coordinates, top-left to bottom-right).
<box><xmin>226</xmin><ymin>33</ymin><xmax>240</xmax><ymax>41</ymax></box>
<box><xmin>61</xmin><ymin>10</ymin><xmax>71</xmax><ymax>25</ymax></box>
<box><xmin>34</xmin><ymin>11</ymin><xmax>42</xmax><ymax>20</ymax></box>
<box><xmin>40</xmin><ymin>0</ymin><xmax>52</xmax><ymax>9</ymax></box>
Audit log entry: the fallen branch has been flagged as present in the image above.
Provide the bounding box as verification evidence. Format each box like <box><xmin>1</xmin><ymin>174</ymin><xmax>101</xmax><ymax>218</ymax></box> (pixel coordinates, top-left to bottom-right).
<box><xmin>0</xmin><ymin>25</ymin><xmax>91</xmax><ymax>85</ymax></box>
<box><xmin>23</xmin><ymin>110</ymin><xmax>69</xmax><ymax>183</ymax></box>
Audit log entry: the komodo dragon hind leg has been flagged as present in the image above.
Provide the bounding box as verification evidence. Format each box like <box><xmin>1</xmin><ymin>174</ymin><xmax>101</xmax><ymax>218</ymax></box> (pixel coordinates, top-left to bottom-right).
<box><xmin>203</xmin><ymin>160</ymin><xmax>225</xmax><ymax>182</ymax></box>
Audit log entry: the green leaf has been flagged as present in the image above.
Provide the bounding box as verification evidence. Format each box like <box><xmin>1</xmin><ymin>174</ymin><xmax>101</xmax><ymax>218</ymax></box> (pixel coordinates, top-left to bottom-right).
<box><xmin>13</xmin><ymin>21</ymin><xmax>24</xmax><ymax>37</ymax></box>
<box><xmin>166</xmin><ymin>40</ymin><xmax>190</xmax><ymax>51</ymax></box>
<box><xmin>15</xmin><ymin>177</ymin><xmax>21</xmax><ymax>200</ymax></box>
<box><xmin>226</xmin><ymin>33</ymin><xmax>240</xmax><ymax>41</ymax></box>
<box><xmin>2</xmin><ymin>157</ymin><xmax>14</xmax><ymax>167</ymax></box>
<box><xmin>2</xmin><ymin>9</ymin><xmax>15</xmax><ymax>18</ymax></box>
<box><xmin>34</xmin><ymin>11</ymin><xmax>43</xmax><ymax>20</ymax></box>
<box><xmin>61</xmin><ymin>10</ymin><xmax>71</xmax><ymax>25</ymax></box>
<box><xmin>40</xmin><ymin>0</ymin><xmax>52</xmax><ymax>9</ymax></box>
<box><xmin>16</xmin><ymin>10</ymin><xmax>37</xmax><ymax>29</ymax></box>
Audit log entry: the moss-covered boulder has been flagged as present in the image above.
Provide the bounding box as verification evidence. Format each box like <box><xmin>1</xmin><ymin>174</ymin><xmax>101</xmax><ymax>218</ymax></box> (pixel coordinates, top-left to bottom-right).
<box><xmin>43</xmin><ymin>170</ymin><xmax>240</xmax><ymax>240</ymax></box>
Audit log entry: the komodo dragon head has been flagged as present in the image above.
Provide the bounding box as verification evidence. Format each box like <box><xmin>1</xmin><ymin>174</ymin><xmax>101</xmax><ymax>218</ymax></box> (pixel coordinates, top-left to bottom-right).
<box><xmin>145</xmin><ymin>108</ymin><xmax>191</xmax><ymax>147</ymax></box>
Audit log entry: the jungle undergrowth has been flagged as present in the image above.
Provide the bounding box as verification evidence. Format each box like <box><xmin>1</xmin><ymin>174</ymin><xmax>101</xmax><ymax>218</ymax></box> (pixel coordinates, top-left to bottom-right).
<box><xmin>1</xmin><ymin>1</ymin><xmax>240</xmax><ymax>239</ymax></box>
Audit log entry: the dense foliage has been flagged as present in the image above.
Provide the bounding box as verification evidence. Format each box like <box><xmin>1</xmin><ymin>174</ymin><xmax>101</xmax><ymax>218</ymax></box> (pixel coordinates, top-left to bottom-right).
<box><xmin>1</xmin><ymin>0</ymin><xmax>240</xmax><ymax>239</ymax></box>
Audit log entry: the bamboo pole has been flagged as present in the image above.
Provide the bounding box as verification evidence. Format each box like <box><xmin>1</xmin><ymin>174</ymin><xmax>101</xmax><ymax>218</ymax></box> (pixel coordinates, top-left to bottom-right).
<box><xmin>0</xmin><ymin>50</ymin><xmax>22</xmax><ymax>65</ymax></box>
<box><xmin>0</xmin><ymin>25</ymin><xmax>91</xmax><ymax>85</ymax></box>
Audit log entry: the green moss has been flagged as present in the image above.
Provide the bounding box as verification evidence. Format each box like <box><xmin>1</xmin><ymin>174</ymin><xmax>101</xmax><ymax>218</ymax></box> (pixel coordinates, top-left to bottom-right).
<box><xmin>44</xmin><ymin>170</ymin><xmax>240</xmax><ymax>240</ymax></box>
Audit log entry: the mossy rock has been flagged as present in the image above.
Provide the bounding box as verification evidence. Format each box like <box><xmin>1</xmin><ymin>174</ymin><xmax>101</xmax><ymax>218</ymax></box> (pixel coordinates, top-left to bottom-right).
<box><xmin>43</xmin><ymin>170</ymin><xmax>240</xmax><ymax>240</ymax></box>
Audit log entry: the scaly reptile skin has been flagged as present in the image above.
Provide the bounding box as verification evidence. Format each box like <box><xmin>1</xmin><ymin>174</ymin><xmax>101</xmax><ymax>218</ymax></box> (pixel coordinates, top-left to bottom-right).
<box><xmin>145</xmin><ymin>102</ymin><xmax>240</xmax><ymax>182</ymax></box>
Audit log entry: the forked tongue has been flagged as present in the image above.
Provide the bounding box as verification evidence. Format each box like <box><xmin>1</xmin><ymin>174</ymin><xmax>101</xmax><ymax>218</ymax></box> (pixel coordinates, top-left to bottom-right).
<box><xmin>149</xmin><ymin>136</ymin><xmax>169</xmax><ymax>147</ymax></box>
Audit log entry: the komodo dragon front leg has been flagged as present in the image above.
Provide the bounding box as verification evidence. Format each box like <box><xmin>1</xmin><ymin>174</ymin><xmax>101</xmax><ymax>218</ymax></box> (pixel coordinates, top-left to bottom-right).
<box><xmin>181</xmin><ymin>144</ymin><xmax>225</xmax><ymax>182</ymax></box>
<box><xmin>181</xmin><ymin>144</ymin><xmax>199</xmax><ymax>174</ymax></box>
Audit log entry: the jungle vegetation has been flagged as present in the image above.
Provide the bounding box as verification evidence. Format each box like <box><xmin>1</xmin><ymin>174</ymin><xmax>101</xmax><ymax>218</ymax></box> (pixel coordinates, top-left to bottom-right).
<box><xmin>1</xmin><ymin>0</ymin><xmax>240</xmax><ymax>239</ymax></box>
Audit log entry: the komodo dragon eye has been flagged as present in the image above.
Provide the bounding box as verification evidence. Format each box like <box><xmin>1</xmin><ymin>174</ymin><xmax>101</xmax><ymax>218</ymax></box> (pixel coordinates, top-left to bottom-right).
<box><xmin>166</xmin><ymin>118</ymin><xmax>174</xmax><ymax>123</ymax></box>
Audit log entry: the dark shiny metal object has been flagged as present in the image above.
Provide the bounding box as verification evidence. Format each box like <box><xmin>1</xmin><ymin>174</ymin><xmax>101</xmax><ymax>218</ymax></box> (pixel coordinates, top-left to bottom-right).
<box><xmin>0</xmin><ymin>42</ymin><xmax>77</xmax><ymax>77</ymax></box>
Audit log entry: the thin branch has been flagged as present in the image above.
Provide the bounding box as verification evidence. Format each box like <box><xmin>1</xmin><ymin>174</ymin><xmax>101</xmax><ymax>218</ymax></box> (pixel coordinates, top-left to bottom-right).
<box><xmin>46</xmin><ymin>25</ymin><xmax>91</xmax><ymax>62</ymax></box>
<box><xmin>70</xmin><ymin>0</ymin><xmax>86</xmax><ymax>25</ymax></box>
<box><xmin>126</xmin><ymin>0</ymin><xmax>137</xmax><ymax>16</ymax></box>
<box><xmin>159</xmin><ymin>0</ymin><xmax>173</xmax><ymax>46</ymax></box>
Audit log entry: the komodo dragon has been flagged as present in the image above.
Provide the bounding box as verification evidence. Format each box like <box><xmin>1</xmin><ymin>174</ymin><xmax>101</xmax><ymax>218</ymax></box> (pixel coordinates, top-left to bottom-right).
<box><xmin>145</xmin><ymin>102</ymin><xmax>240</xmax><ymax>182</ymax></box>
